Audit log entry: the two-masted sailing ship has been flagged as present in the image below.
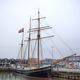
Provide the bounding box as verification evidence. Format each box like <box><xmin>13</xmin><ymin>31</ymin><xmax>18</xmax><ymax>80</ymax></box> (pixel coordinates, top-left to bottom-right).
<box><xmin>16</xmin><ymin>10</ymin><xmax>54</xmax><ymax>78</ymax></box>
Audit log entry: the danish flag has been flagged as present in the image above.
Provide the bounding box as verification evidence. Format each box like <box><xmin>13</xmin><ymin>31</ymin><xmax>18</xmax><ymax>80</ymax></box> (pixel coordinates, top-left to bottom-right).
<box><xmin>18</xmin><ymin>28</ymin><xmax>24</xmax><ymax>33</ymax></box>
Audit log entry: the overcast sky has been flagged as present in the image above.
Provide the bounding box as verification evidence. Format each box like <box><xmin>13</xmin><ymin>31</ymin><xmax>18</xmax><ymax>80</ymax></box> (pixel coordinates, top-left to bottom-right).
<box><xmin>0</xmin><ymin>0</ymin><xmax>80</xmax><ymax>59</ymax></box>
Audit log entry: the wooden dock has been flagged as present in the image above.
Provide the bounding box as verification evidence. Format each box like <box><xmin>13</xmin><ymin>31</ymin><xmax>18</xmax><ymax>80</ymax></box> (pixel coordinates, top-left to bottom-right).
<box><xmin>0</xmin><ymin>67</ymin><xmax>15</xmax><ymax>72</ymax></box>
<box><xmin>52</xmin><ymin>68</ymin><xmax>80</xmax><ymax>79</ymax></box>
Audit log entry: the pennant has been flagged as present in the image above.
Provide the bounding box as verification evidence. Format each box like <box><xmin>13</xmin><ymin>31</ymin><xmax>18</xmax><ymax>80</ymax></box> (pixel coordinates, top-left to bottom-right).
<box><xmin>18</xmin><ymin>28</ymin><xmax>24</xmax><ymax>33</ymax></box>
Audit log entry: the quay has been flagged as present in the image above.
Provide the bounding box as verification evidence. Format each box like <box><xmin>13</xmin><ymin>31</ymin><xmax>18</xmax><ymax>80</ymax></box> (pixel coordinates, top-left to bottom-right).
<box><xmin>52</xmin><ymin>68</ymin><xmax>80</xmax><ymax>79</ymax></box>
<box><xmin>0</xmin><ymin>66</ymin><xmax>15</xmax><ymax>71</ymax></box>
<box><xmin>51</xmin><ymin>55</ymin><xmax>80</xmax><ymax>79</ymax></box>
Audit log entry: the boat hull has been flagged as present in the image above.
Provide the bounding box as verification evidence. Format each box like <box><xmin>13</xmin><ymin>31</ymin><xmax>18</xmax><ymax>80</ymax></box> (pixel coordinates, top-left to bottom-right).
<box><xmin>16</xmin><ymin>66</ymin><xmax>52</xmax><ymax>78</ymax></box>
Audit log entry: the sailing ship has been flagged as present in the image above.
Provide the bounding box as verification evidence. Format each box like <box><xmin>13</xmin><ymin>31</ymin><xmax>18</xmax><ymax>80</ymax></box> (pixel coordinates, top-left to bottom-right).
<box><xmin>16</xmin><ymin>10</ymin><xmax>54</xmax><ymax>78</ymax></box>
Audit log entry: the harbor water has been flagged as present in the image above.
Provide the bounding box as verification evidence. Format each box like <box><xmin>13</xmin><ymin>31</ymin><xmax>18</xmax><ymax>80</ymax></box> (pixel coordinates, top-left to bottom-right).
<box><xmin>0</xmin><ymin>71</ymin><xmax>79</xmax><ymax>80</ymax></box>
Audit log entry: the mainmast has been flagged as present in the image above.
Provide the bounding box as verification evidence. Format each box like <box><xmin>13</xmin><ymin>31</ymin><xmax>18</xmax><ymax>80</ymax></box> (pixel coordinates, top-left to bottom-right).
<box><xmin>36</xmin><ymin>10</ymin><xmax>46</xmax><ymax>67</ymax></box>
<box><xmin>37</xmin><ymin>10</ymin><xmax>40</xmax><ymax>67</ymax></box>
<box><xmin>27</xmin><ymin>10</ymin><xmax>53</xmax><ymax>67</ymax></box>
<box><xmin>30</xmin><ymin>10</ymin><xmax>45</xmax><ymax>67</ymax></box>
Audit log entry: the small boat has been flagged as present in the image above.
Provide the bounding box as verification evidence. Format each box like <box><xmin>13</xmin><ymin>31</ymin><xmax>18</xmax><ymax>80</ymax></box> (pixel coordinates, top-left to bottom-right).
<box><xmin>16</xmin><ymin>10</ymin><xmax>54</xmax><ymax>78</ymax></box>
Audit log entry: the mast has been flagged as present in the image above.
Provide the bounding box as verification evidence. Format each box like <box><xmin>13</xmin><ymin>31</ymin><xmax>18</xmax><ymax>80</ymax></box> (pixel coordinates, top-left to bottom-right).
<box><xmin>17</xmin><ymin>27</ymin><xmax>24</xmax><ymax>68</ymax></box>
<box><xmin>28</xmin><ymin>17</ymin><xmax>31</xmax><ymax>64</ymax></box>
<box><xmin>37</xmin><ymin>10</ymin><xmax>40</xmax><ymax>67</ymax></box>
<box><xmin>37</xmin><ymin>10</ymin><xmax>47</xmax><ymax>67</ymax></box>
<box><xmin>20</xmin><ymin>29</ymin><xmax>24</xmax><ymax>68</ymax></box>
<box><xmin>21</xmin><ymin>31</ymin><xmax>24</xmax><ymax>60</ymax></box>
<box><xmin>27</xmin><ymin>10</ymin><xmax>53</xmax><ymax>67</ymax></box>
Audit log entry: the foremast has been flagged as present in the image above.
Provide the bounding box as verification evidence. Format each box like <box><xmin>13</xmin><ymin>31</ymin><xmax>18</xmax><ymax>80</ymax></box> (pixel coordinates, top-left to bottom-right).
<box><xmin>28</xmin><ymin>17</ymin><xmax>31</xmax><ymax>62</ymax></box>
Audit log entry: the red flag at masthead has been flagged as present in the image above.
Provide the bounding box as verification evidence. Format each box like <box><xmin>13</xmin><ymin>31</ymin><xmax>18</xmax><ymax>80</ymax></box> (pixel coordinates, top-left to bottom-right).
<box><xmin>18</xmin><ymin>28</ymin><xmax>24</xmax><ymax>33</ymax></box>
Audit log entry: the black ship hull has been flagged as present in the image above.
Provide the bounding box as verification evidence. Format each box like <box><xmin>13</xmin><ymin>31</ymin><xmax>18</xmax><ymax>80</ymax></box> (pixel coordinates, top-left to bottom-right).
<box><xmin>16</xmin><ymin>66</ymin><xmax>52</xmax><ymax>78</ymax></box>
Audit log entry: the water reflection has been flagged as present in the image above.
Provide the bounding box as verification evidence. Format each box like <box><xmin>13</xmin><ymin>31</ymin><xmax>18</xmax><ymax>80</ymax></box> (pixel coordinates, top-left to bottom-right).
<box><xmin>27</xmin><ymin>77</ymin><xmax>71</xmax><ymax>80</ymax></box>
<box><xmin>0</xmin><ymin>72</ymin><xmax>79</xmax><ymax>80</ymax></box>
